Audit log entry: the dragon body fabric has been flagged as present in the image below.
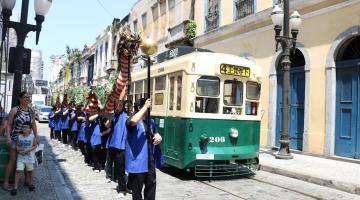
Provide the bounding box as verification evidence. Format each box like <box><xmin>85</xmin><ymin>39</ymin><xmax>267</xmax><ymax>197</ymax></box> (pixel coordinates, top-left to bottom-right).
<box><xmin>104</xmin><ymin>27</ymin><xmax>141</xmax><ymax>113</ymax></box>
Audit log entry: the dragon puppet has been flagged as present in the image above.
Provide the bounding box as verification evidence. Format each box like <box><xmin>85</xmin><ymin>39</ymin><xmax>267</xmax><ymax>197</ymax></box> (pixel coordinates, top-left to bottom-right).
<box><xmin>103</xmin><ymin>26</ymin><xmax>141</xmax><ymax>113</ymax></box>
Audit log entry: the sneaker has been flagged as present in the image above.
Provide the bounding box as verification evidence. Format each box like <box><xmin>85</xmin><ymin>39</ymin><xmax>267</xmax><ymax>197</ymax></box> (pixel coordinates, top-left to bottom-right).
<box><xmin>95</xmin><ymin>170</ymin><xmax>100</xmax><ymax>173</ymax></box>
<box><xmin>10</xmin><ymin>189</ymin><xmax>17</xmax><ymax>196</ymax></box>
<box><xmin>106</xmin><ymin>178</ymin><xmax>111</xmax><ymax>183</ymax></box>
<box><xmin>58</xmin><ymin>141</ymin><xmax>61</xmax><ymax>143</ymax></box>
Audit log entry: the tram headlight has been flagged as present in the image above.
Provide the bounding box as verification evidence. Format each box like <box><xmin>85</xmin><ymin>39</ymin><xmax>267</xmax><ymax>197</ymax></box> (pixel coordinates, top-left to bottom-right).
<box><xmin>229</xmin><ymin>128</ymin><xmax>239</xmax><ymax>138</ymax></box>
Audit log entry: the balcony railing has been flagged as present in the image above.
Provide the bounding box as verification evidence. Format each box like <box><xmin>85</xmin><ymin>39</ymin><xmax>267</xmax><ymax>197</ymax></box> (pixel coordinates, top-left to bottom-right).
<box><xmin>235</xmin><ymin>0</ymin><xmax>255</xmax><ymax>21</ymax></box>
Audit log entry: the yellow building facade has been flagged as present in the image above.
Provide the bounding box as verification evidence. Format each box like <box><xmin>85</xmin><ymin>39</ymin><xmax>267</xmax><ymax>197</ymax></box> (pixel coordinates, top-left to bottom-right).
<box><xmin>129</xmin><ymin>0</ymin><xmax>360</xmax><ymax>159</ymax></box>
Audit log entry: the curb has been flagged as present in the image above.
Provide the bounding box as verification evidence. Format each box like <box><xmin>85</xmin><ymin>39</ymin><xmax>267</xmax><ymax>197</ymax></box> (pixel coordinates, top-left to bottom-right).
<box><xmin>259</xmin><ymin>164</ymin><xmax>360</xmax><ymax>195</ymax></box>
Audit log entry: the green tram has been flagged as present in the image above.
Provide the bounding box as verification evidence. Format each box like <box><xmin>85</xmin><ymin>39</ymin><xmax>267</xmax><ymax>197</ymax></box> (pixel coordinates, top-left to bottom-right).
<box><xmin>129</xmin><ymin>47</ymin><xmax>262</xmax><ymax>177</ymax></box>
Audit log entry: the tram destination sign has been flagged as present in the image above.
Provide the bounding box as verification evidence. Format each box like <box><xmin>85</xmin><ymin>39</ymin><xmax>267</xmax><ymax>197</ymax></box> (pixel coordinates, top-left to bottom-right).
<box><xmin>220</xmin><ymin>64</ymin><xmax>250</xmax><ymax>77</ymax></box>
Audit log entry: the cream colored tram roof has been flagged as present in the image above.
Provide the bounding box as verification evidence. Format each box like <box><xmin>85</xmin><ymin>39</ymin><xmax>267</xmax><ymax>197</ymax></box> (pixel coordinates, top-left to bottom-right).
<box><xmin>131</xmin><ymin>52</ymin><xmax>262</xmax><ymax>80</ymax></box>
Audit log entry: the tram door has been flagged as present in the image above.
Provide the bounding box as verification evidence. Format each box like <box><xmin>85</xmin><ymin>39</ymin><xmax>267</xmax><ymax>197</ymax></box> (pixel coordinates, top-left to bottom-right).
<box><xmin>276</xmin><ymin>49</ymin><xmax>305</xmax><ymax>151</ymax></box>
<box><xmin>164</xmin><ymin>72</ymin><xmax>184</xmax><ymax>161</ymax></box>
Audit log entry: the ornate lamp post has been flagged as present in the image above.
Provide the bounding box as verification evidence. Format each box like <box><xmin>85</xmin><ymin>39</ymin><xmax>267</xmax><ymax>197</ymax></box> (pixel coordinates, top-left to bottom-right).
<box><xmin>140</xmin><ymin>37</ymin><xmax>158</xmax><ymax>161</ymax></box>
<box><xmin>271</xmin><ymin>0</ymin><xmax>302</xmax><ymax>159</ymax></box>
<box><xmin>1</xmin><ymin>0</ymin><xmax>52</xmax><ymax>107</ymax></box>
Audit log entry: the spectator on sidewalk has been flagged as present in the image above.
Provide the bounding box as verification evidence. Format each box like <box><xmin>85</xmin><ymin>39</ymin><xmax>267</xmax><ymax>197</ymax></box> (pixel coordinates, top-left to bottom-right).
<box><xmin>2</xmin><ymin>91</ymin><xmax>39</xmax><ymax>191</ymax></box>
<box><xmin>126</xmin><ymin>98</ymin><xmax>163</xmax><ymax>200</ymax></box>
<box><xmin>11</xmin><ymin>122</ymin><xmax>37</xmax><ymax>196</ymax></box>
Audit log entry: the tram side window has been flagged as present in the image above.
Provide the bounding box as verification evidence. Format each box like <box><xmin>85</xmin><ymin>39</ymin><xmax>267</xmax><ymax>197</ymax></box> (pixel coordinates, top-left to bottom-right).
<box><xmin>169</xmin><ymin>77</ymin><xmax>175</xmax><ymax>110</ymax></box>
<box><xmin>128</xmin><ymin>82</ymin><xmax>135</xmax><ymax>103</ymax></box>
<box><xmin>143</xmin><ymin>78</ymin><xmax>154</xmax><ymax>98</ymax></box>
<box><xmin>134</xmin><ymin>80</ymin><xmax>143</xmax><ymax>102</ymax></box>
<box><xmin>176</xmin><ymin>76</ymin><xmax>182</xmax><ymax>110</ymax></box>
<box><xmin>154</xmin><ymin>76</ymin><xmax>166</xmax><ymax>105</ymax></box>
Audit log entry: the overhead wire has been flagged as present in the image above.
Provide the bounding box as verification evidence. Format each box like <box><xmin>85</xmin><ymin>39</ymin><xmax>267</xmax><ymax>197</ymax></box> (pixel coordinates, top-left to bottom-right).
<box><xmin>95</xmin><ymin>0</ymin><xmax>115</xmax><ymax>18</ymax></box>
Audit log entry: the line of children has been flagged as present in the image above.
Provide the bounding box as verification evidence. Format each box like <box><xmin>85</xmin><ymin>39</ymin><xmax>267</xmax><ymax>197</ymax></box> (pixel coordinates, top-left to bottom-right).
<box><xmin>49</xmin><ymin>86</ymin><xmax>164</xmax><ymax>199</ymax></box>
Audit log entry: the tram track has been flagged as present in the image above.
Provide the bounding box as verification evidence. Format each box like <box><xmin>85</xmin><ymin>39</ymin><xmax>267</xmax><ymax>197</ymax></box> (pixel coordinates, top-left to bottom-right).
<box><xmin>249</xmin><ymin>176</ymin><xmax>322</xmax><ymax>200</ymax></box>
<box><xmin>198</xmin><ymin>180</ymin><xmax>248</xmax><ymax>200</ymax></box>
<box><xmin>196</xmin><ymin>172</ymin><xmax>323</xmax><ymax>200</ymax></box>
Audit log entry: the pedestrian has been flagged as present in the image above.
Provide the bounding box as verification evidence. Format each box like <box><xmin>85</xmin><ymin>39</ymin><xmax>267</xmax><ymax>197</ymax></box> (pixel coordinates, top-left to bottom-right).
<box><xmin>54</xmin><ymin>104</ymin><xmax>62</xmax><ymax>143</ymax></box>
<box><xmin>69</xmin><ymin>103</ymin><xmax>79</xmax><ymax>149</ymax></box>
<box><xmin>126</xmin><ymin>98</ymin><xmax>163</xmax><ymax>200</ymax></box>
<box><xmin>84</xmin><ymin>113</ymin><xmax>94</xmax><ymax>166</ymax></box>
<box><xmin>48</xmin><ymin>105</ymin><xmax>56</xmax><ymax>140</ymax></box>
<box><xmin>77</xmin><ymin>114</ymin><xmax>86</xmax><ymax>160</ymax></box>
<box><xmin>2</xmin><ymin>91</ymin><xmax>39</xmax><ymax>191</ymax></box>
<box><xmin>98</xmin><ymin>109</ymin><xmax>110</xmax><ymax>171</ymax></box>
<box><xmin>67</xmin><ymin>102</ymin><xmax>75</xmax><ymax>147</ymax></box>
<box><xmin>61</xmin><ymin>105</ymin><xmax>70</xmax><ymax>145</ymax></box>
<box><xmin>90</xmin><ymin>108</ymin><xmax>102</xmax><ymax>172</ymax></box>
<box><xmin>11</xmin><ymin>122</ymin><xmax>37</xmax><ymax>196</ymax></box>
<box><xmin>105</xmin><ymin>86</ymin><xmax>128</xmax><ymax>196</ymax></box>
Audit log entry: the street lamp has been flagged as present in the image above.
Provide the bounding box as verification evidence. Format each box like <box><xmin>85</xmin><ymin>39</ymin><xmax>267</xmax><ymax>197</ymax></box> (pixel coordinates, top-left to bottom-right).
<box><xmin>1</xmin><ymin>0</ymin><xmax>52</xmax><ymax>107</ymax></box>
<box><xmin>140</xmin><ymin>37</ymin><xmax>158</xmax><ymax>162</ymax></box>
<box><xmin>271</xmin><ymin>1</ymin><xmax>302</xmax><ymax>159</ymax></box>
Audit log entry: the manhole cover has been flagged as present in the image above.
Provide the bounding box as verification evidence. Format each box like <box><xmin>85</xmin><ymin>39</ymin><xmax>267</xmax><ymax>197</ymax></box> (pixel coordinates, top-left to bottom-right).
<box><xmin>57</xmin><ymin>159</ymin><xmax>67</xmax><ymax>162</ymax></box>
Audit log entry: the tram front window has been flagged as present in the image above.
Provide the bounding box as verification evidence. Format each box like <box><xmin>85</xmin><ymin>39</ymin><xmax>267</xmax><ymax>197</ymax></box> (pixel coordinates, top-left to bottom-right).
<box><xmin>195</xmin><ymin>97</ymin><xmax>219</xmax><ymax>113</ymax></box>
<box><xmin>195</xmin><ymin>76</ymin><xmax>220</xmax><ymax>113</ymax></box>
<box><xmin>223</xmin><ymin>80</ymin><xmax>243</xmax><ymax>115</ymax></box>
<box><xmin>196</xmin><ymin>76</ymin><xmax>220</xmax><ymax>96</ymax></box>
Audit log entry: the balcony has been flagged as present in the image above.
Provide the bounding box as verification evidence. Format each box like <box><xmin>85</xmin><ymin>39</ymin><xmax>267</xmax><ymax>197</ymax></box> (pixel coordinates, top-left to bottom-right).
<box><xmin>165</xmin><ymin>20</ymin><xmax>194</xmax><ymax>49</ymax></box>
<box><xmin>234</xmin><ymin>0</ymin><xmax>255</xmax><ymax>21</ymax></box>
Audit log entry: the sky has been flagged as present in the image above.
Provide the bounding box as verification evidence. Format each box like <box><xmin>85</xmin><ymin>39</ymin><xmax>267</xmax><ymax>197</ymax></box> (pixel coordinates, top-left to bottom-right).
<box><xmin>13</xmin><ymin>0</ymin><xmax>136</xmax><ymax>81</ymax></box>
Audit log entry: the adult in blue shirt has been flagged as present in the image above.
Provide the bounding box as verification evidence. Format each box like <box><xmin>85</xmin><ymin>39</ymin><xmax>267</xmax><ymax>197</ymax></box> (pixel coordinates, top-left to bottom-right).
<box><xmin>126</xmin><ymin>98</ymin><xmax>163</xmax><ymax>200</ymax></box>
<box><xmin>48</xmin><ymin>106</ymin><xmax>56</xmax><ymax>140</ymax></box>
<box><xmin>106</xmin><ymin>86</ymin><xmax>128</xmax><ymax>195</ymax></box>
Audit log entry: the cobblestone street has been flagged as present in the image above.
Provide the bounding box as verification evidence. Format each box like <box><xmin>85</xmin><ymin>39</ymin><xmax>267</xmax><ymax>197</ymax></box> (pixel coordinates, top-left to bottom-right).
<box><xmin>2</xmin><ymin>122</ymin><xmax>360</xmax><ymax>200</ymax></box>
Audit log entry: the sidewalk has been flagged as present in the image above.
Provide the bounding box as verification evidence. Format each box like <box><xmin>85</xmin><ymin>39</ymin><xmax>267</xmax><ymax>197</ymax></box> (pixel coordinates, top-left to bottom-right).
<box><xmin>259</xmin><ymin>148</ymin><xmax>360</xmax><ymax>195</ymax></box>
<box><xmin>0</xmin><ymin>135</ymin><xmax>71</xmax><ymax>200</ymax></box>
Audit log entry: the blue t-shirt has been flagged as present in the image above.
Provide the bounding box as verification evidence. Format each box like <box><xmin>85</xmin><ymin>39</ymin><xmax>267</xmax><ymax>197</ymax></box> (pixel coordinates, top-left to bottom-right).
<box><xmin>77</xmin><ymin>121</ymin><xmax>86</xmax><ymax>142</ymax></box>
<box><xmin>48</xmin><ymin>111</ymin><xmax>55</xmax><ymax>128</ymax></box>
<box><xmin>106</xmin><ymin>111</ymin><xmax>127</xmax><ymax>150</ymax></box>
<box><xmin>54</xmin><ymin>112</ymin><xmax>62</xmax><ymax>131</ymax></box>
<box><xmin>70</xmin><ymin>110</ymin><xmax>78</xmax><ymax>132</ymax></box>
<box><xmin>90</xmin><ymin>119</ymin><xmax>101</xmax><ymax>146</ymax></box>
<box><xmin>85</xmin><ymin>121</ymin><xmax>95</xmax><ymax>144</ymax></box>
<box><xmin>61</xmin><ymin>108</ymin><xmax>70</xmax><ymax>130</ymax></box>
<box><xmin>125</xmin><ymin>118</ymin><xmax>164</xmax><ymax>173</ymax></box>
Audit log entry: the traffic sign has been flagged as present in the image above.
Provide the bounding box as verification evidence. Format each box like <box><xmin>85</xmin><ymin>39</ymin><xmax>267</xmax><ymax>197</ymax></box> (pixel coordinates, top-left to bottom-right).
<box><xmin>35</xmin><ymin>80</ymin><xmax>48</xmax><ymax>87</ymax></box>
<box><xmin>8</xmin><ymin>47</ymin><xmax>31</xmax><ymax>74</ymax></box>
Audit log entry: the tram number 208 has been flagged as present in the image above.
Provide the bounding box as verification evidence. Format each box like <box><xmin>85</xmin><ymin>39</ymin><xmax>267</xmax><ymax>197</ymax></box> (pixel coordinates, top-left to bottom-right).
<box><xmin>209</xmin><ymin>136</ymin><xmax>226</xmax><ymax>143</ymax></box>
